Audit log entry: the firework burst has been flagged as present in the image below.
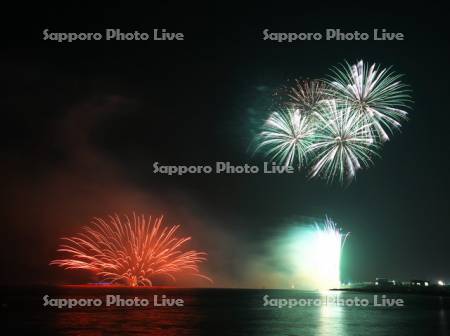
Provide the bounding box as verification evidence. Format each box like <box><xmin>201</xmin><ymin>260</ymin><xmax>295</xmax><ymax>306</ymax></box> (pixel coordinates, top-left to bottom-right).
<box><xmin>51</xmin><ymin>214</ymin><xmax>211</xmax><ymax>286</ymax></box>
<box><xmin>327</xmin><ymin>60</ymin><xmax>410</xmax><ymax>141</ymax></box>
<box><xmin>286</xmin><ymin>79</ymin><xmax>330</xmax><ymax>116</ymax></box>
<box><xmin>309</xmin><ymin>100</ymin><xmax>377</xmax><ymax>183</ymax></box>
<box><xmin>255</xmin><ymin>108</ymin><xmax>315</xmax><ymax>167</ymax></box>
<box><xmin>253</xmin><ymin>59</ymin><xmax>411</xmax><ymax>184</ymax></box>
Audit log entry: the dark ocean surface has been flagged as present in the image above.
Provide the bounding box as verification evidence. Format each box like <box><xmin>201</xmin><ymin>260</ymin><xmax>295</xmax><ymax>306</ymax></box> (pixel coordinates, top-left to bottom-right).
<box><xmin>4</xmin><ymin>286</ymin><xmax>449</xmax><ymax>335</ymax></box>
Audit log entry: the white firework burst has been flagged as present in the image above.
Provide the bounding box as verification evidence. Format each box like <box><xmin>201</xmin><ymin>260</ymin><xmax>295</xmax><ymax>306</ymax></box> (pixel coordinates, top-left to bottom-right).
<box><xmin>256</xmin><ymin>108</ymin><xmax>315</xmax><ymax>167</ymax></box>
<box><xmin>309</xmin><ymin>100</ymin><xmax>378</xmax><ymax>183</ymax></box>
<box><xmin>328</xmin><ymin>60</ymin><xmax>410</xmax><ymax>141</ymax></box>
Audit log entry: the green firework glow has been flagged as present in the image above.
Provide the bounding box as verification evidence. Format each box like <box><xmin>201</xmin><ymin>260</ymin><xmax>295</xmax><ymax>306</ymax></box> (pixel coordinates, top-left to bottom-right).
<box><xmin>281</xmin><ymin>217</ymin><xmax>349</xmax><ymax>290</ymax></box>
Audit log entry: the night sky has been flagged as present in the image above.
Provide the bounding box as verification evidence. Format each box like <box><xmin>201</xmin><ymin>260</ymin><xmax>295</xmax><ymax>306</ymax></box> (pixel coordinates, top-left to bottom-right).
<box><xmin>1</xmin><ymin>6</ymin><xmax>449</xmax><ymax>287</ymax></box>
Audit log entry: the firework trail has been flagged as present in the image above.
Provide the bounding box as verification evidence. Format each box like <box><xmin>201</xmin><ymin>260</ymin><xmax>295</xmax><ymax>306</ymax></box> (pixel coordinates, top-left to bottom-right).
<box><xmin>309</xmin><ymin>100</ymin><xmax>377</xmax><ymax>184</ymax></box>
<box><xmin>51</xmin><ymin>214</ymin><xmax>211</xmax><ymax>286</ymax></box>
<box><xmin>327</xmin><ymin>60</ymin><xmax>410</xmax><ymax>141</ymax></box>
<box><xmin>255</xmin><ymin>108</ymin><xmax>315</xmax><ymax>167</ymax></box>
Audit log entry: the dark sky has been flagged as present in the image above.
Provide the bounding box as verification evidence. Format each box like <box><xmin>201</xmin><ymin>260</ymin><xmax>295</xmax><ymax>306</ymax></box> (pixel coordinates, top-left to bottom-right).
<box><xmin>1</xmin><ymin>6</ymin><xmax>449</xmax><ymax>286</ymax></box>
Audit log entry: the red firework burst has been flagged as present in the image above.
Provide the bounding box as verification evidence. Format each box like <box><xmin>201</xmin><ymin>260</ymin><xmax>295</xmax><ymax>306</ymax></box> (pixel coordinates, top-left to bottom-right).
<box><xmin>51</xmin><ymin>214</ymin><xmax>211</xmax><ymax>286</ymax></box>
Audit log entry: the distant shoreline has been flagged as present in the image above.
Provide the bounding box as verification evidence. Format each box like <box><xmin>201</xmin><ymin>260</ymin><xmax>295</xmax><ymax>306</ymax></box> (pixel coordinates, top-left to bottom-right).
<box><xmin>332</xmin><ymin>286</ymin><xmax>450</xmax><ymax>296</ymax></box>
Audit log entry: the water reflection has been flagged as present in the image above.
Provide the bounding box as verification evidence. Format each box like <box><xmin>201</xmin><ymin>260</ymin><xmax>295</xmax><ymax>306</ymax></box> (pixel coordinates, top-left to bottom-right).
<box><xmin>318</xmin><ymin>291</ymin><xmax>345</xmax><ymax>336</ymax></box>
<box><xmin>51</xmin><ymin>289</ymin><xmax>205</xmax><ymax>336</ymax></box>
<box><xmin>5</xmin><ymin>287</ymin><xmax>450</xmax><ymax>335</ymax></box>
<box><xmin>438</xmin><ymin>296</ymin><xmax>448</xmax><ymax>336</ymax></box>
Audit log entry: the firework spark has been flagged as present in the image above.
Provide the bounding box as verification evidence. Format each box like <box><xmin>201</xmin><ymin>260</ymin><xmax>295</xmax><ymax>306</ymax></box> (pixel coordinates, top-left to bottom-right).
<box><xmin>309</xmin><ymin>100</ymin><xmax>377</xmax><ymax>183</ymax></box>
<box><xmin>286</xmin><ymin>79</ymin><xmax>329</xmax><ymax>116</ymax></box>
<box><xmin>255</xmin><ymin>108</ymin><xmax>315</xmax><ymax>167</ymax></box>
<box><xmin>51</xmin><ymin>214</ymin><xmax>211</xmax><ymax>286</ymax></box>
<box><xmin>327</xmin><ymin>60</ymin><xmax>410</xmax><ymax>141</ymax></box>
